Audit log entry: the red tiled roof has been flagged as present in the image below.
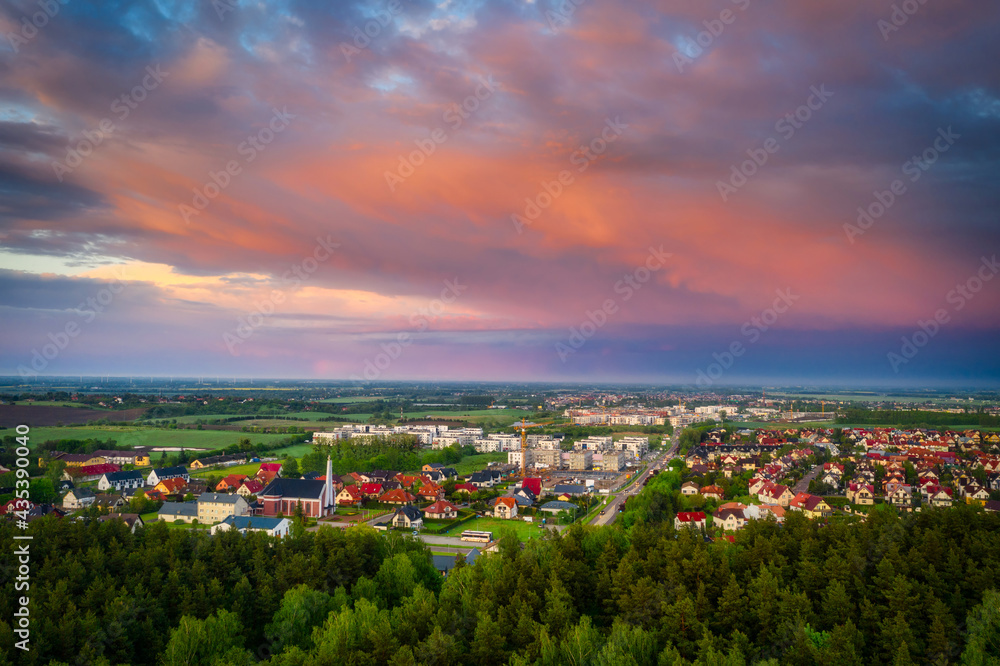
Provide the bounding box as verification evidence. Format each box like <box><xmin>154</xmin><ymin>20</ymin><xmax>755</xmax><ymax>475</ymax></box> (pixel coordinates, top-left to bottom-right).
<box><xmin>676</xmin><ymin>511</ymin><xmax>706</xmax><ymax>522</ymax></box>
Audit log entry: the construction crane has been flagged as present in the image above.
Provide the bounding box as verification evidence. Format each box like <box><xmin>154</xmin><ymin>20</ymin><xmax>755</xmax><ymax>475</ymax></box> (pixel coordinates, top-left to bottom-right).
<box><xmin>514</xmin><ymin>419</ymin><xmax>556</xmax><ymax>478</ymax></box>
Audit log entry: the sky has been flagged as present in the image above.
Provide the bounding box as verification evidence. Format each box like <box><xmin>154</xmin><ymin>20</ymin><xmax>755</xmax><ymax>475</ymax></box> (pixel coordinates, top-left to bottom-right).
<box><xmin>0</xmin><ymin>0</ymin><xmax>999</xmax><ymax>386</ymax></box>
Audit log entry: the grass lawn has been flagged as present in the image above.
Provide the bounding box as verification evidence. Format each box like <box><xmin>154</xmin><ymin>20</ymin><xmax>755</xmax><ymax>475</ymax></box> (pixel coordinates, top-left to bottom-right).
<box><xmin>190</xmin><ymin>461</ymin><xmax>265</xmax><ymax>479</ymax></box>
<box><xmin>400</xmin><ymin>409</ymin><xmax>534</xmax><ymax>426</ymax></box>
<box><xmin>270</xmin><ymin>443</ymin><xmax>315</xmax><ymax>458</ymax></box>
<box><xmin>452</xmin><ymin>452</ymin><xmax>508</xmax><ymax>476</ymax></box>
<box><xmin>443</xmin><ymin>516</ymin><xmax>550</xmax><ymax>541</ymax></box>
<box><xmin>24</xmin><ymin>425</ymin><xmax>290</xmax><ymax>451</ymax></box>
<box><xmin>139</xmin><ymin>511</ymin><xmax>159</xmax><ymax>523</ymax></box>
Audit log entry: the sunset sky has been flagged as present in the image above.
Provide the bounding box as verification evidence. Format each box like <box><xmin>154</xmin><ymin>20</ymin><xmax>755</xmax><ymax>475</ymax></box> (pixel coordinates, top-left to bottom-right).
<box><xmin>1</xmin><ymin>0</ymin><xmax>999</xmax><ymax>385</ymax></box>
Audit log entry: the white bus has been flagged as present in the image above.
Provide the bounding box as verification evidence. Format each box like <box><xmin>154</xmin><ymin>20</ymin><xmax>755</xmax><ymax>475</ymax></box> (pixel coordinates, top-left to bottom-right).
<box><xmin>461</xmin><ymin>530</ymin><xmax>493</xmax><ymax>543</ymax></box>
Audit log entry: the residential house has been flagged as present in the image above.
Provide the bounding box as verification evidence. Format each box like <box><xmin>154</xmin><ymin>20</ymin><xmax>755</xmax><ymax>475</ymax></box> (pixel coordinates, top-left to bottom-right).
<box><xmin>98</xmin><ymin>513</ymin><xmax>144</xmax><ymax>533</ymax></box>
<box><xmin>158</xmin><ymin>501</ymin><xmax>199</xmax><ymax>523</ymax></box>
<box><xmin>417</xmin><ymin>483</ymin><xmax>445</xmax><ymax>502</ymax></box>
<box><xmin>713</xmin><ymin>507</ymin><xmax>746</xmax><ymax>531</ymax></box>
<box><xmin>552</xmin><ymin>484</ymin><xmax>589</xmax><ymax>498</ymax></box>
<box><xmin>336</xmin><ymin>485</ymin><xmax>363</xmax><ymax>507</ymax></box>
<box><xmin>146</xmin><ymin>466</ymin><xmax>189</xmax><ymax>487</ymax></box>
<box><xmin>468</xmin><ymin>471</ymin><xmax>497</xmax><ymax>488</ymax></box>
<box><xmin>197</xmin><ymin>492</ymin><xmax>249</xmax><ymax>524</ymax></box>
<box><xmin>674</xmin><ymin>511</ymin><xmax>707</xmax><ymax>530</ymax></box>
<box><xmin>65</xmin><ymin>463</ymin><xmax>120</xmax><ymax>482</ymax></box>
<box><xmin>378</xmin><ymin>489</ymin><xmax>417</xmax><ymax>505</ymax></box>
<box><xmin>513</xmin><ymin>488</ymin><xmax>536</xmax><ymax>507</ymax></box>
<box><xmin>964</xmin><ymin>485</ymin><xmax>990</xmax><ymax>505</ymax></box>
<box><xmin>788</xmin><ymin>493</ymin><xmax>832</xmax><ymax>519</ymax></box>
<box><xmin>215</xmin><ymin>474</ymin><xmax>249</xmax><ymax>492</ymax></box>
<box><xmin>681</xmin><ymin>482</ymin><xmax>700</xmax><ymax>496</ymax></box>
<box><xmin>392</xmin><ymin>506</ymin><xmax>424</xmax><ymax>529</ymax></box>
<box><xmin>521</xmin><ymin>478</ymin><xmax>543</xmax><ymax>497</ymax></box>
<box><xmin>211</xmin><ymin>515</ymin><xmax>291</xmax><ymax>537</ymax></box>
<box><xmin>847</xmin><ymin>483</ymin><xmax>875</xmax><ymax>505</ymax></box>
<box><xmin>94</xmin><ymin>494</ymin><xmax>127</xmax><ymax>512</ymax></box>
<box><xmin>423</xmin><ymin>500</ymin><xmax>459</xmax><ymax>520</ymax></box>
<box><xmin>237</xmin><ymin>479</ymin><xmax>264</xmax><ymax>498</ymax></box>
<box><xmin>493</xmin><ymin>497</ymin><xmax>518</xmax><ymax>519</ymax></box>
<box><xmin>887</xmin><ymin>486</ymin><xmax>913</xmax><ymax>508</ymax></box>
<box><xmin>759</xmin><ymin>482</ymin><xmax>794</xmax><ymax>507</ymax></box>
<box><xmin>259</xmin><ymin>462</ymin><xmax>282</xmax><ymax>476</ymax></box>
<box><xmin>154</xmin><ymin>477</ymin><xmax>189</xmax><ymax>496</ymax></box>
<box><xmin>701</xmin><ymin>485</ymin><xmax>725</xmax><ymax>501</ymax></box>
<box><xmin>930</xmin><ymin>489</ymin><xmax>953</xmax><ymax>507</ymax></box>
<box><xmin>98</xmin><ymin>470</ymin><xmax>144</xmax><ymax>492</ymax></box>
<box><xmin>189</xmin><ymin>453</ymin><xmax>246</xmax><ymax>470</ymax></box>
<box><xmin>360</xmin><ymin>483</ymin><xmax>384</xmax><ymax>499</ymax></box>
<box><xmin>452</xmin><ymin>483</ymin><xmax>478</xmax><ymax>495</ymax></box>
<box><xmin>186</xmin><ymin>479</ymin><xmax>209</xmax><ymax>496</ymax></box>
<box><xmin>63</xmin><ymin>487</ymin><xmax>96</xmax><ymax>510</ymax></box>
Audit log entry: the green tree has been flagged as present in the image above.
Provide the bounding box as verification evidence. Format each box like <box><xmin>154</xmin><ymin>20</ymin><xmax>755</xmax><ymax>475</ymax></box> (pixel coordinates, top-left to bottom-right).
<box><xmin>281</xmin><ymin>457</ymin><xmax>301</xmax><ymax>478</ymax></box>
<box><xmin>161</xmin><ymin>609</ymin><xmax>251</xmax><ymax>666</ymax></box>
<box><xmin>265</xmin><ymin>584</ymin><xmax>339</xmax><ymax>654</ymax></box>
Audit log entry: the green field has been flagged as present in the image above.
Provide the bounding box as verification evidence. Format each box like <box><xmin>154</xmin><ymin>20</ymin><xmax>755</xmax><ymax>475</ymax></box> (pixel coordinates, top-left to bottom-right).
<box><xmin>451</xmin><ymin>452</ymin><xmax>507</xmax><ymax>475</ymax></box>
<box><xmin>190</xmin><ymin>462</ymin><xmax>266</xmax><ymax>479</ymax></box>
<box><xmin>400</xmin><ymin>409</ymin><xmax>534</xmax><ymax>425</ymax></box>
<box><xmin>276</xmin><ymin>443</ymin><xmax>316</xmax><ymax>459</ymax></box>
<box><xmin>318</xmin><ymin>397</ymin><xmax>385</xmax><ymax>404</ymax></box>
<box><xmin>444</xmin><ymin>516</ymin><xmax>551</xmax><ymax>541</ymax></box>
<box><xmin>22</xmin><ymin>426</ymin><xmax>290</xmax><ymax>451</ymax></box>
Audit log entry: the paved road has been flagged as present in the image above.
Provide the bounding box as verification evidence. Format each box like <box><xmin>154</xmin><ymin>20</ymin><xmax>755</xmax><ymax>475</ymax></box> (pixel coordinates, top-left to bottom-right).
<box><xmin>590</xmin><ymin>432</ymin><xmax>679</xmax><ymax>526</ymax></box>
<box><xmin>793</xmin><ymin>464</ymin><xmax>822</xmax><ymax>493</ymax></box>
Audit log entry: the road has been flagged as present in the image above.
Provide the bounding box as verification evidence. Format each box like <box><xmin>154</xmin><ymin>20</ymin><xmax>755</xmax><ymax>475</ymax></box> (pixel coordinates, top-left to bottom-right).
<box><xmin>793</xmin><ymin>464</ymin><xmax>821</xmax><ymax>494</ymax></box>
<box><xmin>590</xmin><ymin>431</ymin><xmax>680</xmax><ymax>526</ymax></box>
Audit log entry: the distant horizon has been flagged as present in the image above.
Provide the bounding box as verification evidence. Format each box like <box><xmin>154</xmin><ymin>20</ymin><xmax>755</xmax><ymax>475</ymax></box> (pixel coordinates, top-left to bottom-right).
<box><xmin>3</xmin><ymin>375</ymin><xmax>999</xmax><ymax>392</ymax></box>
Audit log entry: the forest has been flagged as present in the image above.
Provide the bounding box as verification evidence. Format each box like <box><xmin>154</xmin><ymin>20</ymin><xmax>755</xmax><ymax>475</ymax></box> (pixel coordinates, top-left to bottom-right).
<box><xmin>836</xmin><ymin>409</ymin><xmax>1000</xmax><ymax>428</ymax></box>
<box><xmin>2</xmin><ymin>501</ymin><xmax>999</xmax><ymax>665</ymax></box>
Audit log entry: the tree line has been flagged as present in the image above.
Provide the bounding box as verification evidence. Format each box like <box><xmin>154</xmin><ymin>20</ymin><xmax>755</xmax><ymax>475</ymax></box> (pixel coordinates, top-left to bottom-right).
<box><xmin>2</xmin><ymin>499</ymin><xmax>999</xmax><ymax>665</ymax></box>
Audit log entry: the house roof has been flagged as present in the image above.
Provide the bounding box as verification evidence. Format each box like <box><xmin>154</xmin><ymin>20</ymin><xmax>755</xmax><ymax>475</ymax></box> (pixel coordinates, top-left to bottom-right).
<box><xmin>198</xmin><ymin>492</ymin><xmax>245</xmax><ymax>505</ymax></box>
<box><xmin>540</xmin><ymin>500</ymin><xmax>578</xmax><ymax>512</ymax></box>
<box><xmin>521</xmin><ymin>477</ymin><xmax>542</xmax><ymax>496</ymax></box>
<box><xmin>259</xmin><ymin>463</ymin><xmax>282</xmax><ymax>473</ymax></box>
<box><xmin>151</xmin><ymin>466</ymin><xmax>188</xmax><ymax>477</ymax></box>
<box><xmin>157</xmin><ymin>477</ymin><xmax>188</xmax><ymax>494</ymax></box>
<box><xmin>453</xmin><ymin>483</ymin><xmax>477</xmax><ymax>493</ymax></box>
<box><xmin>220</xmin><ymin>515</ymin><xmax>287</xmax><ymax>531</ymax></box>
<box><xmin>159</xmin><ymin>502</ymin><xmax>198</xmax><ymax>517</ymax></box>
<box><xmin>676</xmin><ymin>511</ymin><xmax>707</xmax><ymax>522</ymax></box>
<box><xmin>395</xmin><ymin>505</ymin><xmax>422</xmax><ymax>520</ymax></box>
<box><xmin>360</xmin><ymin>483</ymin><xmax>384</xmax><ymax>495</ymax></box>
<box><xmin>240</xmin><ymin>480</ymin><xmax>264</xmax><ymax>494</ymax></box>
<box><xmin>103</xmin><ymin>470</ymin><xmax>143</xmax><ymax>481</ymax></box>
<box><xmin>432</xmin><ymin>548</ymin><xmax>480</xmax><ymax>574</ymax></box>
<box><xmin>493</xmin><ymin>497</ymin><xmax>517</xmax><ymax>509</ymax></box>
<box><xmin>424</xmin><ymin>500</ymin><xmax>459</xmax><ymax>514</ymax></box>
<box><xmin>260</xmin><ymin>478</ymin><xmax>327</xmax><ymax>500</ymax></box>
<box><xmin>552</xmin><ymin>484</ymin><xmax>588</xmax><ymax>495</ymax></box>
<box><xmin>77</xmin><ymin>463</ymin><xmax>120</xmax><ymax>476</ymax></box>
<box><xmin>379</xmin><ymin>489</ymin><xmax>416</xmax><ymax>503</ymax></box>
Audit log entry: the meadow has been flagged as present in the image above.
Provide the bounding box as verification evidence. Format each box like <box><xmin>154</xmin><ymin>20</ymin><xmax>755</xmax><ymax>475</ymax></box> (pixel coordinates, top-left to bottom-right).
<box><xmin>442</xmin><ymin>516</ymin><xmax>552</xmax><ymax>541</ymax></box>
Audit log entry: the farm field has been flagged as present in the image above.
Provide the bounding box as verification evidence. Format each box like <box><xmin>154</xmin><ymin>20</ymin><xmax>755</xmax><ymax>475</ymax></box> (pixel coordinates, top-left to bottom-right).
<box><xmin>318</xmin><ymin>397</ymin><xmax>384</xmax><ymax>403</ymax></box>
<box><xmin>14</xmin><ymin>400</ymin><xmax>111</xmax><ymax>409</ymax></box>
<box><xmin>21</xmin><ymin>425</ymin><xmax>290</xmax><ymax>451</ymax></box>
<box><xmin>400</xmin><ymin>408</ymin><xmax>534</xmax><ymax>426</ymax></box>
<box><xmin>443</xmin><ymin>516</ymin><xmax>552</xmax><ymax>541</ymax></box>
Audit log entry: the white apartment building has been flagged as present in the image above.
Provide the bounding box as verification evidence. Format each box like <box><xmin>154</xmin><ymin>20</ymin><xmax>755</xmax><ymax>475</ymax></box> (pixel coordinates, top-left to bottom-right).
<box><xmin>620</xmin><ymin>436</ymin><xmax>649</xmax><ymax>459</ymax></box>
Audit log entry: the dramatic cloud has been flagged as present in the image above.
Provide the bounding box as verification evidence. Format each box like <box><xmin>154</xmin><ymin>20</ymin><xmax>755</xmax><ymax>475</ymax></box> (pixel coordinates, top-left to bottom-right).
<box><xmin>1</xmin><ymin>0</ymin><xmax>998</xmax><ymax>384</ymax></box>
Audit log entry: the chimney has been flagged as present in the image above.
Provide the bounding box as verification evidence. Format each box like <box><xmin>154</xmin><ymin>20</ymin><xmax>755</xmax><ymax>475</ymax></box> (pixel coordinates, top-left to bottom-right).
<box><xmin>325</xmin><ymin>455</ymin><xmax>333</xmax><ymax>515</ymax></box>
